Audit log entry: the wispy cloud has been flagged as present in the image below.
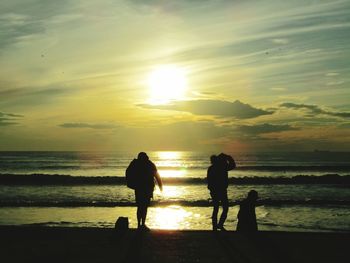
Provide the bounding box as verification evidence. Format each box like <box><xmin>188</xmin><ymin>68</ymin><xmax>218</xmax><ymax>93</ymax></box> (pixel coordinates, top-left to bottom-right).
<box><xmin>270</xmin><ymin>87</ymin><xmax>287</xmax><ymax>91</ymax></box>
<box><xmin>326</xmin><ymin>72</ymin><xmax>339</xmax><ymax>77</ymax></box>
<box><xmin>139</xmin><ymin>100</ymin><xmax>273</xmax><ymax>119</ymax></box>
<box><xmin>59</xmin><ymin>122</ymin><xmax>118</xmax><ymax>129</ymax></box>
<box><xmin>0</xmin><ymin>85</ymin><xmax>76</xmax><ymax>109</ymax></box>
<box><xmin>280</xmin><ymin>102</ymin><xmax>350</xmax><ymax>118</ymax></box>
<box><xmin>236</xmin><ymin>123</ymin><xmax>299</xmax><ymax>134</ymax></box>
<box><xmin>272</xmin><ymin>38</ymin><xmax>289</xmax><ymax>45</ymax></box>
<box><xmin>0</xmin><ymin>1</ymin><xmax>81</xmax><ymax>50</ymax></box>
<box><xmin>0</xmin><ymin>12</ymin><xmax>44</xmax><ymax>50</ymax></box>
<box><xmin>0</xmin><ymin>111</ymin><xmax>23</xmax><ymax>126</ymax></box>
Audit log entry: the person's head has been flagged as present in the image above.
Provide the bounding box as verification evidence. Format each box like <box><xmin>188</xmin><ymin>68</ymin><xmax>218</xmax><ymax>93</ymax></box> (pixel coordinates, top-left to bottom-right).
<box><xmin>217</xmin><ymin>153</ymin><xmax>227</xmax><ymax>166</ymax></box>
<box><xmin>210</xmin><ymin>155</ymin><xmax>218</xmax><ymax>165</ymax></box>
<box><xmin>137</xmin><ymin>152</ymin><xmax>149</xmax><ymax>161</ymax></box>
<box><xmin>247</xmin><ymin>190</ymin><xmax>258</xmax><ymax>201</ymax></box>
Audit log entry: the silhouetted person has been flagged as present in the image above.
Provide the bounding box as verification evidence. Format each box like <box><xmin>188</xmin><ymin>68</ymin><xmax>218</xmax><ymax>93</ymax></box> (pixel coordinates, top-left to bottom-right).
<box><xmin>207</xmin><ymin>153</ymin><xmax>236</xmax><ymax>231</ymax></box>
<box><xmin>129</xmin><ymin>152</ymin><xmax>163</xmax><ymax>231</ymax></box>
<box><xmin>236</xmin><ymin>190</ymin><xmax>258</xmax><ymax>233</ymax></box>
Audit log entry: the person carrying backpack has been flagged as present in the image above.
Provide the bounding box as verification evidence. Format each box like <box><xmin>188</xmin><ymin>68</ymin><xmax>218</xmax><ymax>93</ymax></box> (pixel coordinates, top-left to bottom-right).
<box><xmin>126</xmin><ymin>152</ymin><xmax>163</xmax><ymax>231</ymax></box>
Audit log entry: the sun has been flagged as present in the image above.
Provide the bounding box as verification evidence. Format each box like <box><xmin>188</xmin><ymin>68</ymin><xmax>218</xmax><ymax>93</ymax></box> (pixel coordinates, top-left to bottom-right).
<box><xmin>148</xmin><ymin>65</ymin><xmax>187</xmax><ymax>104</ymax></box>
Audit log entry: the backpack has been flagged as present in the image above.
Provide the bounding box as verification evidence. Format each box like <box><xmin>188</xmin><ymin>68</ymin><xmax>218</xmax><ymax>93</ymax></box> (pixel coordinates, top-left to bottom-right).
<box><xmin>115</xmin><ymin>217</ymin><xmax>129</xmax><ymax>231</ymax></box>
<box><xmin>125</xmin><ymin>159</ymin><xmax>138</xmax><ymax>189</ymax></box>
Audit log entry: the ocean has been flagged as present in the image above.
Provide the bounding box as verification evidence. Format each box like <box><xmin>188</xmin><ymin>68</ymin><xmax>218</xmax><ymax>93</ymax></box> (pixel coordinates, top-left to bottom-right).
<box><xmin>0</xmin><ymin>151</ymin><xmax>349</xmax><ymax>232</ymax></box>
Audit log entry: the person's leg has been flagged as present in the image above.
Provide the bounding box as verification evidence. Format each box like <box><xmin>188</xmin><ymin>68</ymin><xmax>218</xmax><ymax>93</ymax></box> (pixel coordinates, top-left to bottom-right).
<box><xmin>141</xmin><ymin>195</ymin><xmax>151</xmax><ymax>229</ymax></box>
<box><xmin>135</xmin><ymin>190</ymin><xmax>142</xmax><ymax>228</ymax></box>
<box><xmin>137</xmin><ymin>205</ymin><xmax>142</xmax><ymax>228</ymax></box>
<box><xmin>211</xmin><ymin>192</ymin><xmax>219</xmax><ymax>230</ymax></box>
<box><xmin>141</xmin><ymin>204</ymin><xmax>147</xmax><ymax>225</ymax></box>
<box><xmin>218</xmin><ymin>191</ymin><xmax>229</xmax><ymax>230</ymax></box>
<box><xmin>212</xmin><ymin>205</ymin><xmax>219</xmax><ymax>230</ymax></box>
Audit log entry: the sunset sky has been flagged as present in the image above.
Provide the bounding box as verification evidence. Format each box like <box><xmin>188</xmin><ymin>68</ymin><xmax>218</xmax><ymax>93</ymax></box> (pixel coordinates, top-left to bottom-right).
<box><xmin>0</xmin><ymin>0</ymin><xmax>349</xmax><ymax>152</ymax></box>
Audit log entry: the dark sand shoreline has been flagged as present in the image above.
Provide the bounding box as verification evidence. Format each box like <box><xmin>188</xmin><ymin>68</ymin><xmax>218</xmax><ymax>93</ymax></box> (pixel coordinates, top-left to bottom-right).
<box><xmin>1</xmin><ymin>226</ymin><xmax>349</xmax><ymax>263</ymax></box>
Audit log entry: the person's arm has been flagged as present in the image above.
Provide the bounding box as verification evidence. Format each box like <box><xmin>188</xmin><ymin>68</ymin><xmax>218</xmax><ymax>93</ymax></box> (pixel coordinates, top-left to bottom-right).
<box><xmin>255</xmin><ymin>200</ymin><xmax>263</xmax><ymax>207</ymax></box>
<box><xmin>154</xmin><ymin>171</ymin><xmax>163</xmax><ymax>191</ymax></box>
<box><xmin>207</xmin><ymin>167</ymin><xmax>212</xmax><ymax>190</ymax></box>
<box><xmin>225</xmin><ymin>154</ymin><xmax>236</xmax><ymax>171</ymax></box>
<box><xmin>150</xmin><ymin>161</ymin><xmax>163</xmax><ymax>191</ymax></box>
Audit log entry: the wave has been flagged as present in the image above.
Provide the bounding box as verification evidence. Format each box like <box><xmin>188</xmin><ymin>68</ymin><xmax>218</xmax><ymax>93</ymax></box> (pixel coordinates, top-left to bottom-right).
<box><xmin>0</xmin><ymin>173</ymin><xmax>349</xmax><ymax>185</ymax></box>
<box><xmin>236</xmin><ymin>165</ymin><xmax>350</xmax><ymax>171</ymax></box>
<box><xmin>1</xmin><ymin>165</ymin><xmax>350</xmax><ymax>171</ymax></box>
<box><xmin>20</xmin><ymin>221</ymin><xmax>112</xmax><ymax>228</ymax></box>
<box><xmin>1</xmin><ymin>199</ymin><xmax>349</xmax><ymax>207</ymax></box>
<box><xmin>257</xmin><ymin>222</ymin><xmax>350</xmax><ymax>232</ymax></box>
<box><xmin>17</xmin><ymin>221</ymin><xmax>350</xmax><ymax>232</ymax></box>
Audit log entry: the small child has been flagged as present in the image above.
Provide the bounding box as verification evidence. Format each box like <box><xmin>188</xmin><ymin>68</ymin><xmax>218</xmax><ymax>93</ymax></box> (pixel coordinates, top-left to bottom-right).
<box><xmin>236</xmin><ymin>190</ymin><xmax>258</xmax><ymax>232</ymax></box>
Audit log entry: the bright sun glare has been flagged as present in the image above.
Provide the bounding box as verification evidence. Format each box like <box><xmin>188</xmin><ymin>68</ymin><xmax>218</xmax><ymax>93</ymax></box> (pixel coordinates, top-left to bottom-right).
<box><xmin>158</xmin><ymin>151</ymin><xmax>180</xmax><ymax>160</ymax></box>
<box><xmin>155</xmin><ymin>151</ymin><xmax>187</xmax><ymax>177</ymax></box>
<box><xmin>150</xmin><ymin>206</ymin><xmax>193</xmax><ymax>230</ymax></box>
<box><xmin>148</xmin><ymin>65</ymin><xmax>187</xmax><ymax>104</ymax></box>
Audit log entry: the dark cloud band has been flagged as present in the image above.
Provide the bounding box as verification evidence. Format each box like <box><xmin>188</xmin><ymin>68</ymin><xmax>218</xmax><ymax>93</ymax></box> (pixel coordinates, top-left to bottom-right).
<box><xmin>59</xmin><ymin>123</ymin><xmax>118</xmax><ymax>129</ymax></box>
<box><xmin>139</xmin><ymin>99</ymin><xmax>273</xmax><ymax>119</ymax></box>
<box><xmin>0</xmin><ymin>111</ymin><xmax>23</xmax><ymax>126</ymax></box>
<box><xmin>281</xmin><ymin>102</ymin><xmax>350</xmax><ymax>118</ymax></box>
<box><xmin>236</xmin><ymin>123</ymin><xmax>299</xmax><ymax>134</ymax></box>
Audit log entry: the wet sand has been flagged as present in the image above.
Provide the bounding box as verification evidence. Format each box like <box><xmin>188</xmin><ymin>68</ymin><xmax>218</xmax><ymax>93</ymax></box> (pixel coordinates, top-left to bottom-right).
<box><xmin>0</xmin><ymin>226</ymin><xmax>348</xmax><ymax>263</ymax></box>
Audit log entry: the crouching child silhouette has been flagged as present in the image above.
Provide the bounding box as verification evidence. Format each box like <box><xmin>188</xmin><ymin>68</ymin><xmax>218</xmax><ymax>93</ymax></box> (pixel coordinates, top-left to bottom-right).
<box><xmin>126</xmin><ymin>152</ymin><xmax>162</xmax><ymax>231</ymax></box>
<box><xmin>236</xmin><ymin>190</ymin><xmax>259</xmax><ymax>233</ymax></box>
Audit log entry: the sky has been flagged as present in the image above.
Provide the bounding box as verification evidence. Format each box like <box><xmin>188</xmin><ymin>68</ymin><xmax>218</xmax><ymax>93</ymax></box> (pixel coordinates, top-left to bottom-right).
<box><xmin>0</xmin><ymin>0</ymin><xmax>349</xmax><ymax>152</ymax></box>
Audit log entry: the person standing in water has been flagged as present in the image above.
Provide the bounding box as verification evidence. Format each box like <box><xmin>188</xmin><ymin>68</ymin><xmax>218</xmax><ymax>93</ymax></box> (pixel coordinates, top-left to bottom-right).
<box><xmin>126</xmin><ymin>152</ymin><xmax>163</xmax><ymax>231</ymax></box>
<box><xmin>207</xmin><ymin>153</ymin><xmax>236</xmax><ymax>231</ymax></box>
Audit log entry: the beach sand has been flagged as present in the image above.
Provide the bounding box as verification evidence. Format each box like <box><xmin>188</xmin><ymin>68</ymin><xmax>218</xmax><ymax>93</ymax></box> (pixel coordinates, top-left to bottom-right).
<box><xmin>0</xmin><ymin>226</ymin><xmax>348</xmax><ymax>263</ymax></box>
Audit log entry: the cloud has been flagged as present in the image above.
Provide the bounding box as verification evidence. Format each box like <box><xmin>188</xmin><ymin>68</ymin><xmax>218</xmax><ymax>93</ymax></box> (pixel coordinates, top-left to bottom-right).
<box><xmin>325</xmin><ymin>72</ymin><xmax>339</xmax><ymax>77</ymax></box>
<box><xmin>126</xmin><ymin>0</ymin><xmax>222</xmax><ymax>13</ymax></box>
<box><xmin>116</xmin><ymin>120</ymin><xmax>232</xmax><ymax>151</ymax></box>
<box><xmin>0</xmin><ymin>111</ymin><xmax>23</xmax><ymax>126</ymax></box>
<box><xmin>326</xmin><ymin>80</ymin><xmax>344</xmax><ymax>86</ymax></box>
<box><xmin>236</xmin><ymin>123</ymin><xmax>299</xmax><ymax>134</ymax></box>
<box><xmin>270</xmin><ymin>87</ymin><xmax>287</xmax><ymax>91</ymax></box>
<box><xmin>0</xmin><ymin>12</ymin><xmax>44</xmax><ymax>50</ymax></box>
<box><xmin>280</xmin><ymin>102</ymin><xmax>350</xmax><ymax>118</ymax></box>
<box><xmin>58</xmin><ymin>122</ymin><xmax>118</xmax><ymax>129</ymax></box>
<box><xmin>272</xmin><ymin>38</ymin><xmax>289</xmax><ymax>44</ymax></box>
<box><xmin>139</xmin><ymin>100</ymin><xmax>273</xmax><ymax>119</ymax></box>
<box><xmin>339</xmin><ymin>123</ymin><xmax>350</xmax><ymax>129</ymax></box>
<box><xmin>0</xmin><ymin>85</ymin><xmax>76</xmax><ymax>109</ymax></box>
<box><xmin>0</xmin><ymin>1</ymin><xmax>76</xmax><ymax>50</ymax></box>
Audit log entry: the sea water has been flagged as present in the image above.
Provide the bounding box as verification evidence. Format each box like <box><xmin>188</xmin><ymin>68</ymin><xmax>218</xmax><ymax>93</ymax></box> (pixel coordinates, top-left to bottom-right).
<box><xmin>0</xmin><ymin>151</ymin><xmax>349</xmax><ymax>232</ymax></box>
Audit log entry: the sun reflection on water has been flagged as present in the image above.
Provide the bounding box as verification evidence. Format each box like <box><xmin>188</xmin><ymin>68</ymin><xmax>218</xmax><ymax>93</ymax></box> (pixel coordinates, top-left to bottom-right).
<box><xmin>156</xmin><ymin>151</ymin><xmax>183</xmax><ymax>167</ymax></box>
<box><xmin>149</xmin><ymin>205</ymin><xmax>194</xmax><ymax>230</ymax></box>
<box><xmin>157</xmin><ymin>151</ymin><xmax>180</xmax><ymax>160</ymax></box>
<box><xmin>154</xmin><ymin>185</ymin><xmax>184</xmax><ymax>199</ymax></box>
<box><xmin>150</xmin><ymin>151</ymin><xmax>198</xmax><ymax>229</ymax></box>
<box><xmin>151</xmin><ymin>184</ymin><xmax>201</xmax><ymax>229</ymax></box>
<box><xmin>159</xmin><ymin>169</ymin><xmax>187</xmax><ymax>178</ymax></box>
<box><xmin>156</xmin><ymin>151</ymin><xmax>187</xmax><ymax>178</ymax></box>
